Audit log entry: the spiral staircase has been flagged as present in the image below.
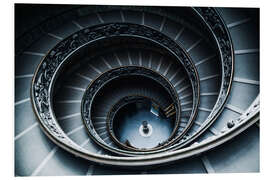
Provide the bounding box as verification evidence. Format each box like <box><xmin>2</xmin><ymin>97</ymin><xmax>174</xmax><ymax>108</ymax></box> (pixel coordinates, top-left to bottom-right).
<box><xmin>15</xmin><ymin>4</ymin><xmax>259</xmax><ymax>176</ymax></box>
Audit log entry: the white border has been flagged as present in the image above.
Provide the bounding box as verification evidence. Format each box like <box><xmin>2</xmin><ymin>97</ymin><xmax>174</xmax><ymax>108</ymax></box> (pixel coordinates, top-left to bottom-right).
<box><xmin>1</xmin><ymin>0</ymin><xmax>269</xmax><ymax>180</ymax></box>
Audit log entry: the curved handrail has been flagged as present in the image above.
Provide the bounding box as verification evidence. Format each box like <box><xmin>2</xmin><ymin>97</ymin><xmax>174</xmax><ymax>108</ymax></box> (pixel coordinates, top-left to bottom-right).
<box><xmin>27</xmin><ymin>7</ymin><xmax>254</xmax><ymax>167</ymax></box>
<box><xmin>81</xmin><ymin>66</ymin><xmax>181</xmax><ymax>153</ymax></box>
<box><xmin>31</xmin><ymin>23</ymin><xmax>200</xmax><ymax>156</ymax></box>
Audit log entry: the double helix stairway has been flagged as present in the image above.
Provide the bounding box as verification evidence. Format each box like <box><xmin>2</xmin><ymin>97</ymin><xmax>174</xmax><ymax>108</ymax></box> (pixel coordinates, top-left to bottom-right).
<box><xmin>15</xmin><ymin>5</ymin><xmax>259</xmax><ymax>175</ymax></box>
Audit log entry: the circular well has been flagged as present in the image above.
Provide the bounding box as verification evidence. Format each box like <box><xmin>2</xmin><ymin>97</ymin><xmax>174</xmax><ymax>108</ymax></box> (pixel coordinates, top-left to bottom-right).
<box><xmin>113</xmin><ymin>98</ymin><xmax>174</xmax><ymax>149</ymax></box>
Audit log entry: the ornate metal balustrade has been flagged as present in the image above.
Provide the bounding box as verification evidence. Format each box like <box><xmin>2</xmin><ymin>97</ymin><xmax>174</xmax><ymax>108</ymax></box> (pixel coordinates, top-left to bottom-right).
<box><xmin>81</xmin><ymin>66</ymin><xmax>181</xmax><ymax>154</ymax></box>
<box><xmin>31</xmin><ymin>22</ymin><xmax>200</xmax><ymax>156</ymax></box>
<box><xmin>27</xmin><ymin>6</ymin><xmax>259</xmax><ymax>168</ymax></box>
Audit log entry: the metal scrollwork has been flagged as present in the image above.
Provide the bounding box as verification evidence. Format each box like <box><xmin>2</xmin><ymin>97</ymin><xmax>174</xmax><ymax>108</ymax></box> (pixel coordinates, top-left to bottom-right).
<box><xmin>29</xmin><ymin>8</ymin><xmax>256</xmax><ymax>167</ymax></box>
<box><xmin>195</xmin><ymin>7</ymin><xmax>233</xmax><ymax>116</ymax></box>
<box><xmin>81</xmin><ymin>66</ymin><xmax>181</xmax><ymax>153</ymax></box>
<box><xmin>31</xmin><ymin>22</ymin><xmax>199</xmax><ymax>156</ymax></box>
<box><xmin>165</xmin><ymin>7</ymin><xmax>234</xmax><ymax>148</ymax></box>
